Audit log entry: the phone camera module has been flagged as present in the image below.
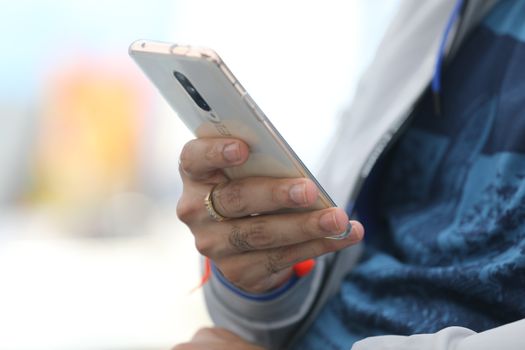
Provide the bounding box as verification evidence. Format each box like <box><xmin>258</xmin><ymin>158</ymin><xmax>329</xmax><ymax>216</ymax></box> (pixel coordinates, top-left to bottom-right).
<box><xmin>173</xmin><ymin>71</ymin><xmax>211</xmax><ymax>111</ymax></box>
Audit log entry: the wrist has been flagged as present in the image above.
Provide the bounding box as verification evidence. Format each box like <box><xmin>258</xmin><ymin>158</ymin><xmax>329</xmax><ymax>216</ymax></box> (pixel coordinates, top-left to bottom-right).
<box><xmin>208</xmin><ymin>259</ymin><xmax>316</xmax><ymax>301</ymax></box>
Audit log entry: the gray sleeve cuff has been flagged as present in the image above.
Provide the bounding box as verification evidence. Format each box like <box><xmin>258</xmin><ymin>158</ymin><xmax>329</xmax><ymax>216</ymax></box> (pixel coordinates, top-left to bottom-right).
<box><xmin>203</xmin><ymin>255</ymin><xmax>329</xmax><ymax>349</ymax></box>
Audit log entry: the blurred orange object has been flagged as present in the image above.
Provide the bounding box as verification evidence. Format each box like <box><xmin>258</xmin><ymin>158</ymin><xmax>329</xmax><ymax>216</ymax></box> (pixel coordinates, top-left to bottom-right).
<box><xmin>29</xmin><ymin>56</ymin><xmax>151</xmax><ymax>214</ymax></box>
<box><xmin>293</xmin><ymin>259</ymin><xmax>316</xmax><ymax>277</ymax></box>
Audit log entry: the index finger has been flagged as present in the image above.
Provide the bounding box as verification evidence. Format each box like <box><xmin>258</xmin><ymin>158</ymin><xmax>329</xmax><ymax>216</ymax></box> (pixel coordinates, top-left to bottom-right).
<box><xmin>179</xmin><ymin>138</ymin><xmax>250</xmax><ymax>180</ymax></box>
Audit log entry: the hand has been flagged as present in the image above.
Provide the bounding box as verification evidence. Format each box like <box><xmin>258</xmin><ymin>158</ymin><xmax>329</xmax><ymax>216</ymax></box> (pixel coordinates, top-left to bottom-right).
<box><xmin>177</xmin><ymin>138</ymin><xmax>364</xmax><ymax>293</ymax></box>
<box><xmin>172</xmin><ymin>327</ymin><xmax>264</xmax><ymax>350</ymax></box>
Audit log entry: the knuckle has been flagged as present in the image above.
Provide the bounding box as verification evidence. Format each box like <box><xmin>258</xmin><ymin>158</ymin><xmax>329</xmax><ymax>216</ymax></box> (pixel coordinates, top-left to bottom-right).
<box><xmin>194</xmin><ymin>235</ymin><xmax>215</xmax><ymax>256</ymax></box>
<box><xmin>271</xmin><ymin>181</ymin><xmax>288</xmax><ymax>205</ymax></box>
<box><xmin>205</xmin><ymin>142</ymin><xmax>223</xmax><ymax>162</ymax></box>
<box><xmin>178</xmin><ymin>142</ymin><xmax>194</xmax><ymax>175</ymax></box>
<box><xmin>228</xmin><ymin>224</ymin><xmax>253</xmax><ymax>252</ymax></box>
<box><xmin>176</xmin><ymin>197</ymin><xmax>199</xmax><ymax>223</ymax></box>
<box><xmin>214</xmin><ymin>182</ymin><xmax>247</xmax><ymax>215</ymax></box>
<box><xmin>299</xmin><ymin>213</ymin><xmax>318</xmax><ymax>239</ymax></box>
<box><xmin>265</xmin><ymin>259</ymin><xmax>279</xmax><ymax>275</ymax></box>
<box><xmin>179</xmin><ymin>160</ymin><xmax>194</xmax><ymax>177</ymax></box>
<box><xmin>265</xmin><ymin>248</ymin><xmax>289</xmax><ymax>275</ymax></box>
<box><xmin>247</xmin><ymin>220</ymin><xmax>275</xmax><ymax>248</ymax></box>
<box><xmin>228</xmin><ymin>221</ymin><xmax>272</xmax><ymax>252</ymax></box>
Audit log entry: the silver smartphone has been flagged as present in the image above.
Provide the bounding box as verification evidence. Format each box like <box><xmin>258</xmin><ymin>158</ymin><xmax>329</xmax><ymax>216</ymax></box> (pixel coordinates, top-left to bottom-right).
<box><xmin>129</xmin><ymin>39</ymin><xmax>336</xmax><ymax>212</ymax></box>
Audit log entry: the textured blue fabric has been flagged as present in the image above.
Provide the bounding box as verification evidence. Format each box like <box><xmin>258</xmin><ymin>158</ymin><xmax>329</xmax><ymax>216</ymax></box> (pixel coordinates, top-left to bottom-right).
<box><xmin>294</xmin><ymin>1</ymin><xmax>525</xmax><ymax>349</ymax></box>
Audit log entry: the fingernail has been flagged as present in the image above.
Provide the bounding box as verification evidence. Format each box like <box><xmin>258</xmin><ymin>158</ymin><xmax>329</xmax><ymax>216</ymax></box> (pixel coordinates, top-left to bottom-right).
<box><xmin>289</xmin><ymin>183</ymin><xmax>306</xmax><ymax>205</ymax></box>
<box><xmin>223</xmin><ymin>143</ymin><xmax>240</xmax><ymax>162</ymax></box>
<box><xmin>328</xmin><ymin>222</ymin><xmax>353</xmax><ymax>240</ymax></box>
<box><xmin>319</xmin><ymin>212</ymin><xmax>340</xmax><ymax>233</ymax></box>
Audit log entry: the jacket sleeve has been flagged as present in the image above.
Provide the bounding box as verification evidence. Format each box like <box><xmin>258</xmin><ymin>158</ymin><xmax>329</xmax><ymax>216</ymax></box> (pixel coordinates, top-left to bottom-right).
<box><xmin>203</xmin><ymin>245</ymin><xmax>363</xmax><ymax>350</ymax></box>
<box><xmin>352</xmin><ymin>319</ymin><xmax>525</xmax><ymax>350</ymax></box>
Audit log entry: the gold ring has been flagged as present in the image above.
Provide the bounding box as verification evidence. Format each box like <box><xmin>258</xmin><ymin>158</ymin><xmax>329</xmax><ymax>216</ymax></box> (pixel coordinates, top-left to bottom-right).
<box><xmin>204</xmin><ymin>184</ymin><xmax>229</xmax><ymax>222</ymax></box>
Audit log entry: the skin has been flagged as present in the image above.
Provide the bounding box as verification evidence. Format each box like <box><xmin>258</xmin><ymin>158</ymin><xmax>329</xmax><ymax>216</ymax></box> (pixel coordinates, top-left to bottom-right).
<box><xmin>172</xmin><ymin>328</ymin><xmax>264</xmax><ymax>350</ymax></box>
<box><xmin>177</xmin><ymin>137</ymin><xmax>365</xmax><ymax>293</ymax></box>
<box><xmin>175</xmin><ymin>138</ymin><xmax>365</xmax><ymax>348</ymax></box>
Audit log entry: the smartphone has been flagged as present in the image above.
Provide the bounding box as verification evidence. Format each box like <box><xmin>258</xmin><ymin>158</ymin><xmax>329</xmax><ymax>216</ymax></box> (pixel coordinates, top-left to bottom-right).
<box><xmin>129</xmin><ymin>39</ymin><xmax>337</xmax><ymax>214</ymax></box>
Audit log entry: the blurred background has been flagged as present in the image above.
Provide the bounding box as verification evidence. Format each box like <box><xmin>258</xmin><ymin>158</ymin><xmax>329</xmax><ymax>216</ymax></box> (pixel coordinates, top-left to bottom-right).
<box><xmin>0</xmin><ymin>1</ymin><xmax>398</xmax><ymax>349</ymax></box>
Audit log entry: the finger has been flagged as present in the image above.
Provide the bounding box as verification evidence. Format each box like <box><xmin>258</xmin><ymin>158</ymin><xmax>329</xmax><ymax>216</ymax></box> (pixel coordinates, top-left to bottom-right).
<box><xmin>191</xmin><ymin>328</ymin><xmax>247</xmax><ymax>343</ymax></box>
<box><xmin>179</xmin><ymin>138</ymin><xmax>250</xmax><ymax>180</ymax></box>
<box><xmin>193</xmin><ymin>207</ymin><xmax>352</xmax><ymax>258</ymax></box>
<box><xmin>186</xmin><ymin>328</ymin><xmax>264</xmax><ymax>350</ymax></box>
<box><xmin>178</xmin><ymin>176</ymin><xmax>319</xmax><ymax>227</ymax></box>
<box><xmin>211</xmin><ymin>177</ymin><xmax>319</xmax><ymax>219</ymax></box>
<box><xmin>218</xmin><ymin>220</ymin><xmax>364</xmax><ymax>292</ymax></box>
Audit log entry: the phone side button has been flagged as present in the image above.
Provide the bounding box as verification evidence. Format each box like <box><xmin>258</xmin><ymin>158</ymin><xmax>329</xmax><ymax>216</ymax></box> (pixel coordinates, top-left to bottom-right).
<box><xmin>243</xmin><ymin>94</ymin><xmax>267</xmax><ymax>121</ymax></box>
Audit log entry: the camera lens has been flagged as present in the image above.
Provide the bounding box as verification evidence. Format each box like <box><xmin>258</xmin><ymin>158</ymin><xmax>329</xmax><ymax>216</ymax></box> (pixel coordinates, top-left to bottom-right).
<box><xmin>173</xmin><ymin>71</ymin><xmax>211</xmax><ymax>112</ymax></box>
<box><xmin>174</xmin><ymin>71</ymin><xmax>186</xmax><ymax>82</ymax></box>
<box><xmin>196</xmin><ymin>96</ymin><xmax>210</xmax><ymax>110</ymax></box>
